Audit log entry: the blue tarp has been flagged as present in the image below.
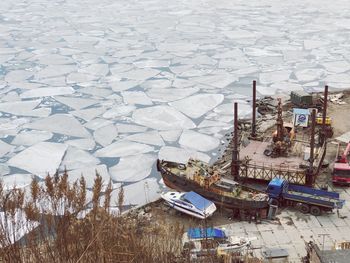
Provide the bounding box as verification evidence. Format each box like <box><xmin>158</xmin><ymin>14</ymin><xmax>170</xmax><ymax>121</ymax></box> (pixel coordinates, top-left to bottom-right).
<box><xmin>188</xmin><ymin>228</ymin><xmax>226</xmax><ymax>239</ymax></box>
<box><xmin>183</xmin><ymin>191</ymin><xmax>213</xmax><ymax>210</ymax></box>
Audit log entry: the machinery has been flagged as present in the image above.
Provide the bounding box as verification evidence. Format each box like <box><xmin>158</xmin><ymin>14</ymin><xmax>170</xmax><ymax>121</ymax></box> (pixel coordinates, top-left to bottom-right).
<box><xmin>332</xmin><ymin>142</ymin><xmax>350</xmax><ymax>185</ymax></box>
<box><xmin>264</xmin><ymin>98</ymin><xmax>294</xmax><ymax>158</ymax></box>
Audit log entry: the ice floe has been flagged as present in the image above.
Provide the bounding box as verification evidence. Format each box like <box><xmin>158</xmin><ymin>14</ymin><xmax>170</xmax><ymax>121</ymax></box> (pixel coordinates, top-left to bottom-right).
<box><xmin>125</xmin><ymin>131</ymin><xmax>164</xmax><ymax>146</ymax></box>
<box><xmin>60</xmin><ymin>146</ymin><xmax>100</xmax><ymax>171</ymax></box>
<box><xmin>25</xmin><ymin>114</ymin><xmax>91</xmax><ymax>138</ymax></box>
<box><xmin>95</xmin><ymin>140</ymin><xmax>154</xmax><ymax>158</ymax></box>
<box><xmin>93</xmin><ymin>124</ymin><xmax>118</xmax><ymax>147</ymax></box>
<box><xmin>132</xmin><ymin>105</ymin><xmax>196</xmax><ymax>130</ymax></box>
<box><xmin>71</xmin><ymin>107</ymin><xmax>106</xmax><ymax>122</ymax></box>
<box><xmin>170</xmin><ymin>94</ymin><xmax>224</xmax><ymax>119</ymax></box>
<box><xmin>64</xmin><ymin>138</ymin><xmax>96</xmax><ymax>151</ymax></box>
<box><xmin>146</xmin><ymin>87</ymin><xmax>199</xmax><ymax>102</ymax></box>
<box><xmin>115</xmin><ymin>123</ymin><xmax>148</xmax><ymax>133</ymax></box>
<box><xmin>179</xmin><ymin>130</ymin><xmax>220</xmax><ymax>152</ymax></box>
<box><xmin>20</xmin><ymin>87</ymin><xmax>75</xmax><ymax>99</ymax></box>
<box><xmin>159</xmin><ymin>130</ymin><xmax>182</xmax><ymax>142</ymax></box>
<box><xmin>8</xmin><ymin>142</ymin><xmax>67</xmax><ymax>178</ymax></box>
<box><xmin>11</xmin><ymin>130</ymin><xmax>53</xmax><ymax>146</ymax></box>
<box><xmin>0</xmin><ymin>140</ymin><xmax>14</xmax><ymax>157</ymax></box>
<box><xmin>0</xmin><ymin>164</ymin><xmax>10</xmax><ymax>176</ymax></box>
<box><xmin>109</xmin><ymin>153</ymin><xmax>157</xmax><ymax>182</ymax></box>
<box><xmin>121</xmin><ymin>91</ymin><xmax>153</xmax><ymax>105</ymax></box>
<box><xmin>54</xmin><ymin>96</ymin><xmax>98</xmax><ymax>110</ymax></box>
<box><xmin>112</xmin><ymin>177</ymin><xmax>160</xmax><ymax>207</ymax></box>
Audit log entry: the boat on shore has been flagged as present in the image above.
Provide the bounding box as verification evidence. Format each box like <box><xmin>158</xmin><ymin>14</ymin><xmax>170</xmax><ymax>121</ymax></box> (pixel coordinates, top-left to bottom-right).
<box><xmin>157</xmin><ymin>159</ymin><xmax>269</xmax><ymax>212</ymax></box>
<box><xmin>161</xmin><ymin>191</ymin><xmax>216</xmax><ymax>219</ymax></box>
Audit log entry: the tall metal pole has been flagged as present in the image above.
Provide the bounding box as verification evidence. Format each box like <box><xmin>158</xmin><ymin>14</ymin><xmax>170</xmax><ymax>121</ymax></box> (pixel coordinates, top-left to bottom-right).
<box><xmin>306</xmin><ymin>109</ymin><xmax>316</xmax><ymax>186</ymax></box>
<box><xmin>322</xmin><ymin>85</ymin><xmax>328</xmax><ymax>133</ymax></box>
<box><xmin>251</xmin><ymin>80</ymin><xmax>257</xmax><ymax>138</ymax></box>
<box><xmin>232</xmin><ymin>102</ymin><xmax>239</xmax><ymax>180</ymax></box>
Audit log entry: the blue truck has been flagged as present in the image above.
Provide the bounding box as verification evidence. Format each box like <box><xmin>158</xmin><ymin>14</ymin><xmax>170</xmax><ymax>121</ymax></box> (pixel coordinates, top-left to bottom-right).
<box><xmin>267</xmin><ymin>178</ymin><xmax>345</xmax><ymax>216</ymax></box>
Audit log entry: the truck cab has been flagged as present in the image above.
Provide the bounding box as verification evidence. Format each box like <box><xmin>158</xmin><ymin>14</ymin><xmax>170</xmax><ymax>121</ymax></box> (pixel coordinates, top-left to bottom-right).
<box><xmin>266</xmin><ymin>178</ymin><xmax>288</xmax><ymax>200</ymax></box>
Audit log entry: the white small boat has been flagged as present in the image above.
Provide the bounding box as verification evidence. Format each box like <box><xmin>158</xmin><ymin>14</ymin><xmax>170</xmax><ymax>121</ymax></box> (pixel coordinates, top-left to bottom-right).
<box><xmin>161</xmin><ymin>191</ymin><xmax>216</xmax><ymax>219</ymax></box>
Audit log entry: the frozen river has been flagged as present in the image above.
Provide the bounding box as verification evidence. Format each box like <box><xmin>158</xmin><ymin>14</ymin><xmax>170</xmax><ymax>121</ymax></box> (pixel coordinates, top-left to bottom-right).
<box><xmin>1</xmin><ymin>0</ymin><xmax>350</xmax><ymax>208</ymax></box>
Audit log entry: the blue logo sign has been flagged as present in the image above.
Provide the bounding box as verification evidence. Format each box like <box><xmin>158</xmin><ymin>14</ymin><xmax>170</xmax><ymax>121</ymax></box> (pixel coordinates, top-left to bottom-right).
<box><xmin>298</xmin><ymin>114</ymin><xmax>306</xmax><ymax>122</ymax></box>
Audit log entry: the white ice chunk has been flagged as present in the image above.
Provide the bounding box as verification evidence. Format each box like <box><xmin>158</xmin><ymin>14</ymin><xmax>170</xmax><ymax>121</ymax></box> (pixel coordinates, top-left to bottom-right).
<box><xmin>60</xmin><ymin>146</ymin><xmax>100</xmax><ymax>170</ymax></box>
<box><xmin>95</xmin><ymin>140</ymin><xmax>154</xmax><ymax>158</ymax></box>
<box><xmin>103</xmin><ymin>105</ymin><xmax>136</xmax><ymax>119</ymax></box>
<box><xmin>78</xmin><ymin>87</ymin><xmax>113</xmax><ymax>97</ymax></box>
<box><xmin>8</xmin><ymin>142</ymin><xmax>67</xmax><ymax>178</ymax></box>
<box><xmin>109</xmin><ymin>154</ymin><xmax>157</xmax><ymax>182</ymax></box>
<box><xmin>191</xmin><ymin>74</ymin><xmax>237</xmax><ymax>89</ymax></box>
<box><xmin>146</xmin><ymin>87</ymin><xmax>199</xmax><ymax>102</ymax></box>
<box><xmin>323</xmin><ymin>73</ymin><xmax>350</xmax><ymax>84</ymax></box>
<box><xmin>5</xmin><ymin>70</ymin><xmax>33</xmax><ymax>83</ymax></box>
<box><xmin>323</xmin><ymin>61</ymin><xmax>350</xmax><ymax>73</ymax></box>
<box><xmin>25</xmin><ymin>114</ymin><xmax>91</xmax><ymax>138</ymax></box>
<box><xmin>125</xmin><ymin>131</ymin><xmax>164</xmax><ymax>146</ymax></box>
<box><xmin>0</xmin><ymin>99</ymin><xmax>36</xmax><ymax>112</ymax></box>
<box><xmin>116</xmin><ymin>123</ymin><xmax>148</xmax><ymax>133</ymax></box>
<box><xmin>0</xmin><ymin>140</ymin><xmax>14</xmax><ymax>157</ymax></box>
<box><xmin>179</xmin><ymin>130</ymin><xmax>220</xmax><ymax>152</ymax></box>
<box><xmin>158</xmin><ymin>146</ymin><xmax>210</xmax><ymax>163</ymax></box>
<box><xmin>84</xmin><ymin>118</ymin><xmax>114</xmax><ymax>131</ymax></box>
<box><xmin>66</xmin><ymin>72</ymin><xmax>98</xmax><ymax>84</ymax></box>
<box><xmin>259</xmin><ymin>70</ymin><xmax>291</xmax><ymax>84</ymax></box>
<box><xmin>79</xmin><ymin>64</ymin><xmax>109</xmax><ymax>76</ymax></box>
<box><xmin>295</xmin><ymin>69</ymin><xmax>325</xmax><ymax>82</ymax></box>
<box><xmin>65</xmin><ymin>138</ymin><xmax>96</xmax><ymax>151</ymax></box>
<box><xmin>54</xmin><ymin>96</ymin><xmax>98</xmax><ymax>110</ymax></box>
<box><xmin>256</xmin><ymin>85</ymin><xmax>278</xmax><ymax>96</ymax></box>
<box><xmin>11</xmin><ymin>130</ymin><xmax>53</xmax><ymax>146</ymax></box>
<box><xmin>121</xmin><ymin>91</ymin><xmax>153</xmax><ymax>105</ymax></box>
<box><xmin>140</xmin><ymin>79</ymin><xmax>172</xmax><ymax>89</ymax></box>
<box><xmin>20</xmin><ymin>87</ymin><xmax>74</xmax><ymax>99</ymax></box>
<box><xmin>132</xmin><ymin>105</ymin><xmax>196</xmax><ymax>130</ymax></box>
<box><xmin>93</xmin><ymin>124</ymin><xmax>118</xmax><ymax>147</ymax></box>
<box><xmin>34</xmin><ymin>65</ymin><xmax>77</xmax><ymax>79</ymax></box>
<box><xmin>134</xmin><ymin>60</ymin><xmax>170</xmax><ymax>68</ymax></box>
<box><xmin>121</xmin><ymin>68</ymin><xmax>160</xmax><ymax>81</ymax></box>
<box><xmin>1</xmin><ymin>174</ymin><xmax>33</xmax><ymax>190</ymax></box>
<box><xmin>113</xmin><ymin>178</ymin><xmax>160</xmax><ymax>207</ymax></box>
<box><xmin>110</xmin><ymin>80</ymin><xmax>140</xmax><ymax>92</ymax></box>
<box><xmin>170</xmin><ymin>94</ymin><xmax>224</xmax><ymax>119</ymax></box>
<box><xmin>304</xmin><ymin>40</ymin><xmax>328</xmax><ymax>50</ymax></box>
<box><xmin>71</xmin><ymin>107</ymin><xmax>105</xmax><ymax>122</ymax></box>
<box><xmin>67</xmin><ymin>164</ymin><xmax>111</xmax><ymax>189</ymax></box>
<box><xmin>0</xmin><ymin>164</ymin><xmax>10</xmax><ymax>176</ymax></box>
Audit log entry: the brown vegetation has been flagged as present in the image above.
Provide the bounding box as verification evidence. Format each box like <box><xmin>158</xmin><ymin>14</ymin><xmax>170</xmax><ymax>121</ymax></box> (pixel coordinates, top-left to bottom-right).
<box><xmin>0</xmin><ymin>171</ymin><xmax>183</xmax><ymax>263</ymax></box>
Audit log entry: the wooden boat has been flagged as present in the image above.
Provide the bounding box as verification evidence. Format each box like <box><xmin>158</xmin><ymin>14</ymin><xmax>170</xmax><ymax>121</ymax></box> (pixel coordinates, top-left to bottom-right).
<box><xmin>157</xmin><ymin>159</ymin><xmax>269</xmax><ymax>211</ymax></box>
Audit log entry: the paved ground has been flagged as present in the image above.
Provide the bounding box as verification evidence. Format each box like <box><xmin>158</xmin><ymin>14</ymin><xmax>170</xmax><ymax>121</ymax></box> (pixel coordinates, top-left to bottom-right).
<box><xmin>221</xmin><ymin>185</ymin><xmax>350</xmax><ymax>262</ymax></box>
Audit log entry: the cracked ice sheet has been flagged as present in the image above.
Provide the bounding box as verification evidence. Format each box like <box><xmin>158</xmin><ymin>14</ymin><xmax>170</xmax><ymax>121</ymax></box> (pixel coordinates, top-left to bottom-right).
<box><xmin>8</xmin><ymin>142</ymin><xmax>67</xmax><ymax>178</ymax></box>
<box><xmin>0</xmin><ymin>140</ymin><xmax>14</xmax><ymax>158</ymax></box>
<box><xmin>60</xmin><ymin>146</ymin><xmax>100</xmax><ymax>171</ymax></box>
<box><xmin>20</xmin><ymin>87</ymin><xmax>75</xmax><ymax>99</ymax></box>
<box><xmin>24</xmin><ymin>114</ymin><xmax>91</xmax><ymax>138</ymax></box>
<box><xmin>112</xmin><ymin>178</ymin><xmax>160</xmax><ymax>208</ymax></box>
<box><xmin>146</xmin><ymin>87</ymin><xmax>199</xmax><ymax>102</ymax></box>
<box><xmin>132</xmin><ymin>105</ymin><xmax>195</xmax><ymax>130</ymax></box>
<box><xmin>158</xmin><ymin>146</ymin><xmax>210</xmax><ymax>164</ymax></box>
<box><xmin>170</xmin><ymin>94</ymin><xmax>224</xmax><ymax>119</ymax></box>
<box><xmin>121</xmin><ymin>91</ymin><xmax>153</xmax><ymax>105</ymax></box>
<box><xmin>67</xmin><ymin>165</ymin><xmax>111</xmax><ymax>189</ymax></box>
<box><xmin>11</xmin><ymin>130</ymin><xmax>53</xmax><ymax>146</ymax></box>
<box><xmin>95</xmin><ymin>140</ymin><xmax>154</xmax><ymax>158</ymax></box>
<box><xmin>179</xmin><ymin>130</ymin><xmax>220</xmax><ymax>152</ymax></box>
<box><xmin>109</xmin><ymin>154</ymin><xmax>157</xmax><ymax>182</ymax></box>
<box><xmin>54</xmin><ymin>96</ymin><xmax>99</xmax><ymax>110</ymax></box>
<box><xmin>93</xmin><ymin>124</ymin><xmax>118</xmax><ymax>147</ymax></box>
<box><xmin>0</xmin><ymin>174</ymin><xmax>33</xmax><ymax>190</ymax></box>
<box><xmin>125</xmin><ymin>131</ymin><xmax>164</xmax><ymax>146</ymax></box>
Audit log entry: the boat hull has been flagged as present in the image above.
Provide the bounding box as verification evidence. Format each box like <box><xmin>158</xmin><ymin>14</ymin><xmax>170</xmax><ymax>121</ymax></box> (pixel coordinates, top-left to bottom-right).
<box><xmin>157</xmin><ymin>160</ymin><xmax>268</xmax><ymax>211</ymax></box>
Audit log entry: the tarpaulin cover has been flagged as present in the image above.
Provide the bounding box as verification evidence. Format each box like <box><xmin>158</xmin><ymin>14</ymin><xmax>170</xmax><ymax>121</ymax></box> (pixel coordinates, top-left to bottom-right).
<box><xmin>187</xmin><ymin>228</ymin><xmax>226</xmax><ymax>239</ymax></box>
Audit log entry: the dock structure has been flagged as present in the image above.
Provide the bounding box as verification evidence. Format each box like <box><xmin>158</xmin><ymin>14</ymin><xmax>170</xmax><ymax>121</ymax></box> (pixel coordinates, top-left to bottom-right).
<box><xmin>226</xmin><ymin>81</ymin><xmax>329</xmax><ymax>186</ymax></box>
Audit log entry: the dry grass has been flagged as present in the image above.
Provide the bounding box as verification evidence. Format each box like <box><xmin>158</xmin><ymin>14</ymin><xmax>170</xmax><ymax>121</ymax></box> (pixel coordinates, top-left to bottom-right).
<box><xmin>0</xmin><ymin>171</ymin><xmax>184</xmax><ymax>263</ymax></box>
